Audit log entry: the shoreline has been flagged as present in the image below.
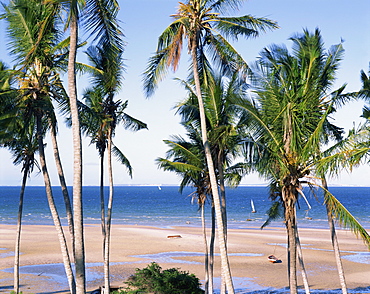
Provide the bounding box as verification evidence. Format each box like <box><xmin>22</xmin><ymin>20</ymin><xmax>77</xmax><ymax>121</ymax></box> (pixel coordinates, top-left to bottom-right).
<box><xmin>0</xmin><ymin>224</ymin><xmax>369</xmax><ymax>293</ymax></box>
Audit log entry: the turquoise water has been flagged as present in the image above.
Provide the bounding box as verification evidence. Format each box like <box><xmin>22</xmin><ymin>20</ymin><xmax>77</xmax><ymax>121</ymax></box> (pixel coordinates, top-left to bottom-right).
<box><xmin>1</xmin><ymin>185</ymin><xmax>369</xmax><ymax>229</ymax></box>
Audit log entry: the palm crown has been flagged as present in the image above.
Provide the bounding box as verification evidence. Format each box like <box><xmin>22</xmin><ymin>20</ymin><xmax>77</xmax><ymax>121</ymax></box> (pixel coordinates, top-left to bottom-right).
<box><xmin>143</xmin><ymin>0</ymin><xmax>278</xmax><ymax>97</ymax></box>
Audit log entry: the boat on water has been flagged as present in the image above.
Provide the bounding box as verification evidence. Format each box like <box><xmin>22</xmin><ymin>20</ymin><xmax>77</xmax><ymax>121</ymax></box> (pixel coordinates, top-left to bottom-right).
<box><xmin>251</xmin><ymin>199</ymin><xmax>257</xmax><ymax>213</ymax></box>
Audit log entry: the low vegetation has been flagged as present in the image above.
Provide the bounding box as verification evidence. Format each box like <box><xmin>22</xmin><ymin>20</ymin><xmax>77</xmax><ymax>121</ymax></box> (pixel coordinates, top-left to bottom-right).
<box><xmin>116</xmin><ymin>262</ymin><xmax>204</xmax><ymax>294</ymax></box>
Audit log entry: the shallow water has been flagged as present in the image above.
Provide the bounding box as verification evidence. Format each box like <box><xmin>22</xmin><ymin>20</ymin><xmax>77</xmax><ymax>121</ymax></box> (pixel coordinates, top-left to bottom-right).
<box><xmin>2</xmin><ymin>250</ymin><xmax>370</xmax><ymax>293</ymax></box>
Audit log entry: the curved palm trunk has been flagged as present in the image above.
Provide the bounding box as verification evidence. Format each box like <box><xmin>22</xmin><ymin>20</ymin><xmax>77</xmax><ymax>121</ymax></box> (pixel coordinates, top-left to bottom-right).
<box><xmin>36</xmin><ymin>115</ymin><xmax>76</xmax><ymax>294</ymax></box>
<box><xmin>201</xmin><ymin>203</ymin><xmax>209</xmax><ymax>294</ymax></box>
<box><xmin>295</xmin><ymin>224</ymin><xmax>310</xmax><ymax>294</ymax></box>
<box><xmin>322</xmin><ymin>178</ymin><xmax>347</xmax><ymax>294</ymax></box>
<box><xmin>49</xmin><ymin>121</ymin><xmax>75</xmax><ymax>261</ymax></box>
<box><xmin>103</xmin><ymin>127</ymin><xmax>114</xmax><ymax>293</ymax></box>
<box><xmin>68</xmin><ymin>12</ymin><xmax>86</xmax><ymax>294</ymax></box>
<box><xmin>14</xmin><ymin>163</ymin><xmax>30</xmax><ymax>293</ymax></box>
<box><xmin>209</xmin><ymin>204</ymin><xmax>215</xmax><ymax>294</ymax></box>
<box><xmin>283</xmin><ymin>185</ymin><xmax>298</xmax><ymax>294</ymax></box>
<box><xmin>191</xmin><ymin>45</ymin><xmax>234</xmax><ymax>294</ymax></box>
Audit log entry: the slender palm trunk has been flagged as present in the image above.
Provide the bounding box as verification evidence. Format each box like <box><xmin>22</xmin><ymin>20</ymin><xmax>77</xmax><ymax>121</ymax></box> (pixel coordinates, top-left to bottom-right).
<box><xmin>201</xmin><ymin>203</ymin><xmax>209</xmax><ymax>294</ymax></box>
<box><xmin>49</xmin><ymin>121</ymin><xmax>75</xmax><ymax>261</ymax></box>
<box><xmin>295</xmin><ymin>225</ymin><xmax>310</xmax><ymax>294</ymax></box>
<box><xmin>104</xmin><ymin>128</ymin><xmax>114</xmax><ymax>293</ymax></box>
<box><xmin>36</xmin><ymin>115</ymin><xmax>76</xmax><ymax>294</ymax></box>
<box><xmin>191</xmin><ymin>44</ymin><xmax>234</xmax><ymax>294</ymax></box>
<box><xmin>218</xmin><ymin>154</ymin><xmax>227</xmax><ymax>294</ymax></box>
<box><xmin>322</xmin><ymin>179</ymin><xmax>347</xmax><ymax>294</ymax></box>
<box><xmin>217</xmin><ymin>152</ymin><xmax>227</xmax><ymax>238</ymax></box>
<box><xmin>283</xmin><ymin>185</ymin><xmax>297</xmax><ymax>294</ymax></box>
<box><xmin>14</xmin><ymin>164</ymin><xmax>29</xmax><ymax>294</ymax></box>
<box><xmin>209</xmin><ymin>204</ymin><xmax>215</xmax><ymax>294</ymax></box>
<box><xmin>68</xmin><ymin>12</ymin><xmax>86</xmax><ymax>293</ymax></box>
<box><xmin>100</xmin><ymin>153</ymin><xmax>106</xmax><ymax>238</ymax></box>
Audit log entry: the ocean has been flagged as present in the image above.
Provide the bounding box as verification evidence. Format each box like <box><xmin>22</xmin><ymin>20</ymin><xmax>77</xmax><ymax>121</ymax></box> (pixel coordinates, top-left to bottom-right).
<box><xmin>0</xmin><ymin>185</ymin><xmax>369</xmax><ymax>230</ymax></box>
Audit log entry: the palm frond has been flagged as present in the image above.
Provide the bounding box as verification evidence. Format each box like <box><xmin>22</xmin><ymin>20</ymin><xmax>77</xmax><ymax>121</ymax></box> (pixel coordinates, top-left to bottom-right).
<box><xmin>112</xmin><ymin>145</ymin><xmax>132</xmax><ymax>178</ymax></box>
<box><xmin>215</xmin><ymin>16</ymin><xmax>278</xmax><ymax>41</ymax></box>
<box><xmin>324</xmin><ymin>188</ymin><xmax>370</xmax><ymax>249</ymax></box>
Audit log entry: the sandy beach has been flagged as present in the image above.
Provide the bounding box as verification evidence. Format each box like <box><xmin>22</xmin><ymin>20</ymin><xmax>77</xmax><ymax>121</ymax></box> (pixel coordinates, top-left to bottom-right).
<box><xmin>0</xmin><ymin>224</ymin><xmax>369</xmax><ymax>293</ymax></box>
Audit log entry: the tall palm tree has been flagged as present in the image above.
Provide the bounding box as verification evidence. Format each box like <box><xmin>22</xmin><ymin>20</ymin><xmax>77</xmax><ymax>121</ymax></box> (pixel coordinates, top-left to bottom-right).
<box><xmin>80</xmin><ymin>43</ymin><xmax>147</xmax><ymax>293</ymax></box>
<box><xmin>1</xmin><ymin>0</ymin><xmax>77</xmax><ymax>292</ymax></box>
<box><xmin>234</xmin><ymin>29</ymin><xmax>359</xmax><ymax>293</ymax></box>
<box><xmin>144</xmin><ymin>2</ymin><xmax>277</xmax><ymax>291</ymax></box>
<box><xmin>61</xmin><ymin>0</ymin><xmax>125</xmax><ymax>290</ymax></box>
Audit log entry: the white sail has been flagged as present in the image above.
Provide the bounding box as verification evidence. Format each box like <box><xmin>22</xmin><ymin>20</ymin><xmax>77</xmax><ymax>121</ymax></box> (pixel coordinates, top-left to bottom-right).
<box><xmin>251</xmin><ymin>199</ymin><xmax>256</xmax><ymax>213</ymax></box>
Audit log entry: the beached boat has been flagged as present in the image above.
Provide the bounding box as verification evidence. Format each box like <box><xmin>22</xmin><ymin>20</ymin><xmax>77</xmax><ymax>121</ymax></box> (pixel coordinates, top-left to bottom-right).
<box><xmin>268</xmin><ymin>255</ymin><xmax>282</xmax><ymax>263</ymax></box>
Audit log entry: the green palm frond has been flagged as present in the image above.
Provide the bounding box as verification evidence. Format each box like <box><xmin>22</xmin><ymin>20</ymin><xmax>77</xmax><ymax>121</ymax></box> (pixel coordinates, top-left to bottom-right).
<box><xmin>316</xmin><ymin>125</ymin><xmax>370</xmax><ymax>176</ymax></box>
<box><xmin>324</xmin><ymin>188</ymin><xmax>370</xmax><ymax>249</ymax></box>
<box><xmin>143</xmin><ymin>49</ymin><xmax>171</xmax><ymax>97</ymax></box>
<box><xmin>216</xmin><ymin>15</ymin><xmax>278</xmax><ymax>41</ymax></box>
<box><xmin>112</xmin><ymin>145</ymin><xmax>132</xmax><ymax>178</ymax></box>
<box><xmin>157</xmin><ymin>158</ymin><xmax>203</xmax><ymax>175</ymax></box>
<box><xmin>82</xmin><ymin>0</ymin><xmax>124</xmax><ymax>54</ymax></box>
<box><xmin>261</xmin><ymin>201</ymin><xmax>283</xmax><ymax>229</ymax></box>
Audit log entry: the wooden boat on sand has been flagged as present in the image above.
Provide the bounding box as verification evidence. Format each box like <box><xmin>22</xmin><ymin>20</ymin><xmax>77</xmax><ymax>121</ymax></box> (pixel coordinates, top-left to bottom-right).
<box><xmin>268</xmin><ymin>255</ymin><xmax>282</xmax><ymax>263</ymax></box>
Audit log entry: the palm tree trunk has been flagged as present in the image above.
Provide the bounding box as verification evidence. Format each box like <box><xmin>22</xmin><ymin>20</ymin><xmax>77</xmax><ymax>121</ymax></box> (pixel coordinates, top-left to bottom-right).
<box><xmin>14</xmin><ymin>164</ymin><xmax>29</xmax><ymax>294</ymax></box>
<box><xmin>49</xmin><ymin>120</ymin><xmax>75</xmax><ymax>261</ymax></box>
<box><xmin>209</xmin><ymin>204</ymin><xmax>215</xmax><ymax>294</ymax></box>
<box><xmin>218</xmin><ymin>153</ymin><xmax>227</xmax><ymax>294</ymax></box>
<box><xmin>191</xmin><ymin>44</ymin><xmax>234</xmax><ymax>294</ymax></box>
<box><xmin>100</xmin><ymin>152</ymin><xmax>106</xmax><ymax>271</ymax></box>
<box><xmin>217</xmin><ymin>151</ymin><xmax>227</xmax><ymax>239</ymax></box>
<box><xmin>283</xmin><ymin>185</ymin><xmax>297</xmax><ymax>294</ymax></box>
<box><xmin>36</xmin><ymin>115</ymin><xmax>76</xmax><ymax>294</ymax></box>
<box><xmin>68</xmin><ymin>11</ymin><xmax>86</xmax><ymax>294</ymax></box>
<box><xmin>295</xmin><ymin>225</ymin><xmax>310</xmax><ymax>294</ymax></box>
<box><xmin>104</xmin><ymin>128</ymin><xmax>114</xmax><ymax>294</ymax></box>
<box><xmin>100</xmin><ymin>153</ymin><xmax>106</xmax><ymax>238</ymax></box>
<box><xmin>322</xmin><ymin>178</ymin><xmax>347</xmax><ymax>294</ymax></box>
<box><xmin>201</xmin><ymin>203</ymin><xmax>209</xmax><ymax>294</ymax></box>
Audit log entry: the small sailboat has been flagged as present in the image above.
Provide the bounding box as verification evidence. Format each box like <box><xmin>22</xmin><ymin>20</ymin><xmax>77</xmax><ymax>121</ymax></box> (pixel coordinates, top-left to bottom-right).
<box><xmin>251</xmin><ymin>199</ymin><xmax>257</xmax><ymax>213</ymax></box>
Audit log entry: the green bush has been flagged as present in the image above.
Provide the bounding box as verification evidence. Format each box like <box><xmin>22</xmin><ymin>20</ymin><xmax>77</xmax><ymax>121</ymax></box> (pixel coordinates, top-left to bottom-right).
<box><xmin>118</xmin><ymin>262</ymin><xmax>204</xmax><ymax>294</ymax></box>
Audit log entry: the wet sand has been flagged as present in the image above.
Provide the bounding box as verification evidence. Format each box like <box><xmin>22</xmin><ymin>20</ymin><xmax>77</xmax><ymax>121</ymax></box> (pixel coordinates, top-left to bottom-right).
<box><xmin>0</xmin><ymin>224</ymin><xmax>369</xmax><ymax>293</ymax></box>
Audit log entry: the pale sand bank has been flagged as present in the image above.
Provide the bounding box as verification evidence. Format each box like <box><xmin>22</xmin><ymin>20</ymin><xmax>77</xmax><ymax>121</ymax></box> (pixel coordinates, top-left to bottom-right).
<box><xmin>0</xmin><ymin>224</ymin><xmax>369</xmax><ymax>293</ymax></box>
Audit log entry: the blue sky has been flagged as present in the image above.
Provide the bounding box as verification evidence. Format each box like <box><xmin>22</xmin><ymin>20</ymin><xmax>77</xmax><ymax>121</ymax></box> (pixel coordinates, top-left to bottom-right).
<box><xmin>0</xmin><ymin>0</ymin><xmax>369</xmax><ymax>186</ymax></box>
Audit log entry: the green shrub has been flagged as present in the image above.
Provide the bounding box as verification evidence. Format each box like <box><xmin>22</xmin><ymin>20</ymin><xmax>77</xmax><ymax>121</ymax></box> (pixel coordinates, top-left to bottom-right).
<box><xmin>118</xmin><ymin>262</ymin><xmax>204</xmax><ymax>294</ymax></box>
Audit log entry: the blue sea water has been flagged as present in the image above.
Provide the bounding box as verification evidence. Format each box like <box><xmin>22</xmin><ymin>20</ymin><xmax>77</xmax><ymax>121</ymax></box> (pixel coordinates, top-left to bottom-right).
<box><xmin>0</xmin><ymin>185</ymin><xmax>369</xmax><ymax>230</ymax></box>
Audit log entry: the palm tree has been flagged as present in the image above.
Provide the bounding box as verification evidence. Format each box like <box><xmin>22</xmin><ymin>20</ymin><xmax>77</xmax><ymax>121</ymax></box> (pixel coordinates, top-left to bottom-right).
<box><xmin>1</xmin><ymin>0</ymin><xmax>77</xmax><ymax>292</ymax></box>
<box><xmin>234</xmin><ymin>29</ymin><xmax>359</xmax><ymax>293</ymax></box>
<box><xmin>0</xmin><ymin>63</ymin><xmax>40</xmax><ymax>294</ymax></box>
<box><xmin>144</xmin><ymin>2</ymin><xmax>277</xmax><ymax>291</ymax></box>
<box><xmin>61</xmin><ymin>0</ymin><xmax>125</xmax><ymax>290</ymax></box>
<box><xmin>157</xmin><ymin>122</ymin><xmax>213</xmax><ymax>293</ymax></box>
<box><xmin>80</xmin><ymin>43</ymin><xmax>147</xmax><ymax>293</ymax></box>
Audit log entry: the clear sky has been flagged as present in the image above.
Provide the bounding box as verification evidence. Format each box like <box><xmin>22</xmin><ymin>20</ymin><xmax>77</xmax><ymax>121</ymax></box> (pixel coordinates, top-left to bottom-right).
<box><xmin>0</xmin><ymin>0</ymin><xmax>369</xmax><ymax>186</ymax></box>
